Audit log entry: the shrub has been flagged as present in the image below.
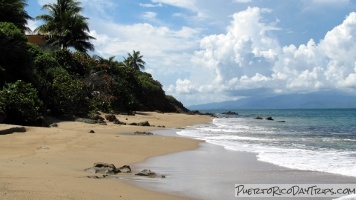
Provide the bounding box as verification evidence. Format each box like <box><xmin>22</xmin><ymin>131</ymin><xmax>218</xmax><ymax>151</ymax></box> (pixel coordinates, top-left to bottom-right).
<box><xmin>52</xmin><ymin>49</ymin><xmax>89</xmax><ymax>77</ymax></box>
<box><xmin>45</xmin><ymin>67</ymin><xmax>89</xmax><ymax>116</ymax></box>
<box><xmin>0</xmin><ymin>80</ymin><xmax>43</xmax><ymax>125</ymax></box>
<box><xmin>0</xmin><ymin>22</ymin><xmax>32</xmax><ymax>85</ymax></box>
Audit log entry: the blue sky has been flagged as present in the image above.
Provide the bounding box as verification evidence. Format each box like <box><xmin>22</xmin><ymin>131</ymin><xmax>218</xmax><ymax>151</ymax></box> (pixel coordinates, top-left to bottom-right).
<box><xmin>26</xmin><ymin>0</ymin><xmax>356</xmax><ymax>106</ymax></box>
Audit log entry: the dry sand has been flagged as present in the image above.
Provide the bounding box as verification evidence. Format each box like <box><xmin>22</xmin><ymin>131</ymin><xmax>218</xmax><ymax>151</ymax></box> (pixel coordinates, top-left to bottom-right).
<box><xmin>0</xmin><ymin>112</ymin><xmax>213</xmax><ymax>200</ymax></box>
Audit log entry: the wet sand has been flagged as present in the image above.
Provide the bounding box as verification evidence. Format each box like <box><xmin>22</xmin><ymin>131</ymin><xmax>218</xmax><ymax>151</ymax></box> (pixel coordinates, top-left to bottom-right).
<box><xmin>133</xmin><ymin>129</ymin><xmax>356</xmax><ymax>200</ymax></box>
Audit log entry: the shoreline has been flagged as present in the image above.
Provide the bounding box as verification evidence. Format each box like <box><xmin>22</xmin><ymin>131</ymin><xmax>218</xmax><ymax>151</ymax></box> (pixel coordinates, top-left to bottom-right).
<box><xmin>0</xmin><ymin>112</ymin><xmax>213</xmax><ymax>200</ymax></box>
<box><xmin>133</xmin><ymin>128</ymin><xmax>356</xmax><ymax>200</ymax></box>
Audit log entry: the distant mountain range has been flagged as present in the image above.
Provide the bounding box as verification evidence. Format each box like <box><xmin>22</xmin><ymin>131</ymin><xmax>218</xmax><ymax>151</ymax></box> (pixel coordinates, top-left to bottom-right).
<box><xmin>188</xmin><ymin>91</ymin><xmax>356</xmax><ymax>110</ymax></box>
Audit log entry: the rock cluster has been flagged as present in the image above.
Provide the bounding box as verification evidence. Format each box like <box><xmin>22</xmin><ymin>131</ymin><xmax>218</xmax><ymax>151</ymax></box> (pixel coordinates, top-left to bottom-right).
<box><xmin>85</xmin><ymin>162</ymin><xmax>132</xmax><ymax>175</ymax></box>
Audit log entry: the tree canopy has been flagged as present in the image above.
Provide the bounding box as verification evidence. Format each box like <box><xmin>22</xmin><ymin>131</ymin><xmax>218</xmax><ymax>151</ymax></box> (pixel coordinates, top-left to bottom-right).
<box><xmin>35</xmin><ymin>0</ymin><xmax>95</xmax><ymax>52</ymax></box>
<box><xmin>124</xmin><ymin>50</ymin><xmax>146</xmax><ymax>71</ymax></box>
<box><xmin>0</xmin><ymin>0</ymin><xmax>32</xmax><ymax>32</ymax></box>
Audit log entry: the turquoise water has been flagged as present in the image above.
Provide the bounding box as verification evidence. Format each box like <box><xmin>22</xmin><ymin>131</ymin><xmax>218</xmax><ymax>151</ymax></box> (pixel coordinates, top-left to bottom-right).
<box><xmin>178</xmin><ymin>109</ymin><xmax>356</xmax><ymax>177</ymax></box>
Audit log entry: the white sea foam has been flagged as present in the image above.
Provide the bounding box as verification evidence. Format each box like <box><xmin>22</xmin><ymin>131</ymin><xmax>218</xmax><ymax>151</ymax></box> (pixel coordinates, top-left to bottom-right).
<box><xmin>177</xmin><ymin>117</ymin><xmax>356</xmax><ymax>178</ymax></box>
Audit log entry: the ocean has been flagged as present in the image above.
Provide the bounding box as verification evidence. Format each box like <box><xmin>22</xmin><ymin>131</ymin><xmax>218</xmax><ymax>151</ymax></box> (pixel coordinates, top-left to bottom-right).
<box><xmin>177</xmin><ymin>108</ymin><xmax>356</xmax><ymax>178</ymax></box>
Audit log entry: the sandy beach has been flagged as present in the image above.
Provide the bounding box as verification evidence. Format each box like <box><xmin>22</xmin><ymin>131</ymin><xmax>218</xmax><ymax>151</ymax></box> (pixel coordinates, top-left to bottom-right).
<box><xmin>0</xmin><ymin>112</ymin><xmax>213</xmax><ymax>200</ymax></box>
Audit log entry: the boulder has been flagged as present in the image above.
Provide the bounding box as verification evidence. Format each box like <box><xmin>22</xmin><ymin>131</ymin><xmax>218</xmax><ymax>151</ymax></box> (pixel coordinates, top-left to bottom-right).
<box><xmin>105</xmin><ymin>114</ymin><xmax>117</xmax><ymax>122</ymax></box>
<box><xmin>255</xmin><ymin>116</ymin><xmax>263</xmax><ymax>120</ymax></box>
<box><xmin>113</xmin><ymin>119</ymin><xmax>126</xmax><ymax>125</ymax></box>
<box><xmin>85</xmin><ymin>162</ymin><xmax>119</xmax><ymax>175</ymax></box>
<box><xmin>88</xmin><ymin>130</ymin><xmax>95</xmax><ymax>133</ymax></box>
<box><xmin>85</xmin><ymin>163</ymin><xmax>132</xmax><ymax>175</ymax></box>
<box><xmin>266</xmin><ymin>117</ymin><xmax>274</xmax><ymax>121</ymax></box>
<box><xmin>135</xmin><ymin>169</ymin><xmax>165</xmax><ymax>178</ymax></box>
<box><xmin>137</xmin><ymin>121</ymin><xmax>150</xmax><ymax>126</ymax></box>
<box><xmin>50</xmin><ymin>123</ymin><xmax>58</xmax><ymax>127</ymax></box>
<box><xmin>35</xmin><ymin>116</ymin><xmax>49</xmax><ymax>127</ymax></box>
<box><xmin>118</xmin><ymin>165</ymin><xmax>131</xmax><ymax>173</ymax></box>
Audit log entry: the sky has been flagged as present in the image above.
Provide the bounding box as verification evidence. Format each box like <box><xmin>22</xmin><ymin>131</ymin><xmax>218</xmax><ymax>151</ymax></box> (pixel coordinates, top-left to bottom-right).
<box><xmin>25</xmin><ymin>0</ymin><xmax>356</xmax><ymax>106</ymax></box>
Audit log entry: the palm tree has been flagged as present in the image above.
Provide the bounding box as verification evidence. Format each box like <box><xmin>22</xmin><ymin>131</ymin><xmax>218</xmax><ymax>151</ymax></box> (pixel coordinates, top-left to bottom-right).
<box><xmin>35</xmin><ymin>0</ymin><xmax>95</xmax><ymax>52</ymax></box>
<box><xmin>0</xmin><ymin>0</ymin><xmax>32</xmax><ymax>33</ymax></box>
<box><xmin>123</xmin><ymin>50</ymin><xmax>146</xmax><ymax>71</ymax></box>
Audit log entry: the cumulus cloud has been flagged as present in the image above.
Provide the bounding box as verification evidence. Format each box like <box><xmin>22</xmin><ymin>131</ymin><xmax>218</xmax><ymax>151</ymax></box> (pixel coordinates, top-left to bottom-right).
<box><xmin>168</xmin><ymin>8</ymin><xmax>356</xmax><ymax>105</ymax></box>
<box><xmin>89</xmin><ymin>19</ymin><xmax>201</xmax><ymax>85</ymax></box>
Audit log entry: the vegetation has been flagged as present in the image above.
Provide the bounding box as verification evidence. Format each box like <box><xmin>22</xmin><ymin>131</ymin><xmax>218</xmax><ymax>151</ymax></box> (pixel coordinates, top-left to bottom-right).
<box><xmin>0</xmin><ymin>0</ymin><xmax>32</xmax><ymax>32</ymax></box>
<box><xmin>0</xmin><ymin>0</ymin><xmax>188</xmax><ymax>126</ymax></box>
<box><xmin>0</xmin><ymin>80</ymin><xmax>43</xmax><ymax>125</ymax></box>
<box><xmin>35</xmin><ymin>0</ymin><xmax>95</xmax><ymax>52</ymax></box>
<box><xmin>124</xmin><ymin>50</ymin><xmax>146</xmax><ymax>71</ymax></box>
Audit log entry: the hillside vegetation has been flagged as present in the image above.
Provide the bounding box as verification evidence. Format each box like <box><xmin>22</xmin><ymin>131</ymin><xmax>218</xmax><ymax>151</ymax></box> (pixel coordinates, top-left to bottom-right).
<box><xmin>0</xmin><ymin>1</ymin><xmax>188</xmax><ymax>125</ymax></box>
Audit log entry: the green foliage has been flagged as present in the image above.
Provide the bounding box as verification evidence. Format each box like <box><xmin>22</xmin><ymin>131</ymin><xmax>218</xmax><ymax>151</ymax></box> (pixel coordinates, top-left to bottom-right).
<box><xmin>0</xmin><ymin>22</ymin><xmax>32</xmax><ymax>86</ymax></box>
<box><xmin>123</xmin><ymin>50</ymin><xmax>145</xmax><ymax>71</ymax></box>
<box><xmin>35</xmin><ymin>0</ymin><xmax>95</xmax><ymax>52</ymax></box>
<box><xmin>45</xmin><ymin>67</ymin><xmax>89</xmax><ymax>116</ymax></box>
<box><xmin>0</xmin><ymin>80</ymin><xmax>43</xmax><ymax>125</ymax></box>
<box><xmin>0</xmin><ymin>0</ymin><xmax>32</xmax><ymax>32</ymax></box>
<box><xmin>0</xmin><ymin>22</ymin><xmax>27</xmax><ymax>42</ymax></box>
<box><xmin>166</xmin><ymin>95</ymin><xmax>188</xmax><ymax>112</ymax></box>
<box><xmin>52</xmin><ymin>49</ymin><xmax>89</xmax><ymax>77</ymax></box>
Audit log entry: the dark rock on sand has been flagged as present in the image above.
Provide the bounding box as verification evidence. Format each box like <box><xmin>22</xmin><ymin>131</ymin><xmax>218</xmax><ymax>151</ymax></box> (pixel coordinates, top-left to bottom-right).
<box><xmin>85</xmin><ymin>163</ymin><xmax>132</xmax><ymax>175</ymax></box>
<box><xmin>50</xmin><ymin>123</ymin><xmax>58</xmax><ymax>127</ymax></box>
<box><xmin>118</xmin><ymin>165</ymin><xmax>131</xmax><ymax>173</ymax></box>
<box><xmin>0</xmin><ymin>126</ymin><xmax>26</xmax><ymax>135</ymax></box>
<box><xmin>266</xmin><ymin>117</ymin><xmax>274</xmax><ymax>120</ymax></box>
<box><xmin>88</xmin><ymin>130</ymin><xmax>95</xmax><ymax>133</ymax></box>
<box><xmin>87</xmin><ymin>175</ymin><xmax>108</xmax><ymax>179</ymax></box>
<box><xmin>85</xmin><ymin>162</ymin><xmax>119</xmax><ymax>175</ymax></box>
<box><xmin>135</xmin><ymin>169</ymin><xmax>165</xmax><ymax>178</ymax></box>
<box><xmin>35</xmin><ymin>116</ymin><xmax>49</xmax><ymax>127</ymax></box>
<box><xmin>113</xmin><ymin>119</ymin><xmax>126</xmax><ymax>125</ymax></box>
<box><xmin>105</xmin><ymin>114</ymin><xmax>117</xmax><ymax>122</ymax></box>
<box><xmin>134</xmin><ymin>131</ymin><xmax>153</xmax><ymax>135</ymax></box>
<box><xmin>129</xmin><ymin>121</ymin><xmax>150</xmax><ymax>126</ymax></box>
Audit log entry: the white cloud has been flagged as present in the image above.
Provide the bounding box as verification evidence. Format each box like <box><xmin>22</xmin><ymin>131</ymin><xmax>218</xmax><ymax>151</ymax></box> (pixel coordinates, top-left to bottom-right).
<box><xmin>141</xmin><ymin>11</ymin><xmax>159</xmax><ymax>23</ymax></box>
<box><xmin>168</xmin><ymin>8</ymin><xmax>356</xmax><ymax>105</ymax></box>
<box><xmin>152</xmin><ymin>0</ymin><xmax>197</xmax><ymax>11</ymax></box>
<box><xmin>89</xmin><ymin>19</ymin><xmax>201</xmax><ymax>86</ymax></box>
<box><xmin>139</xmin><ymin>3</ymin><xmax>163</xmax><ymax>8</ymax></box>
